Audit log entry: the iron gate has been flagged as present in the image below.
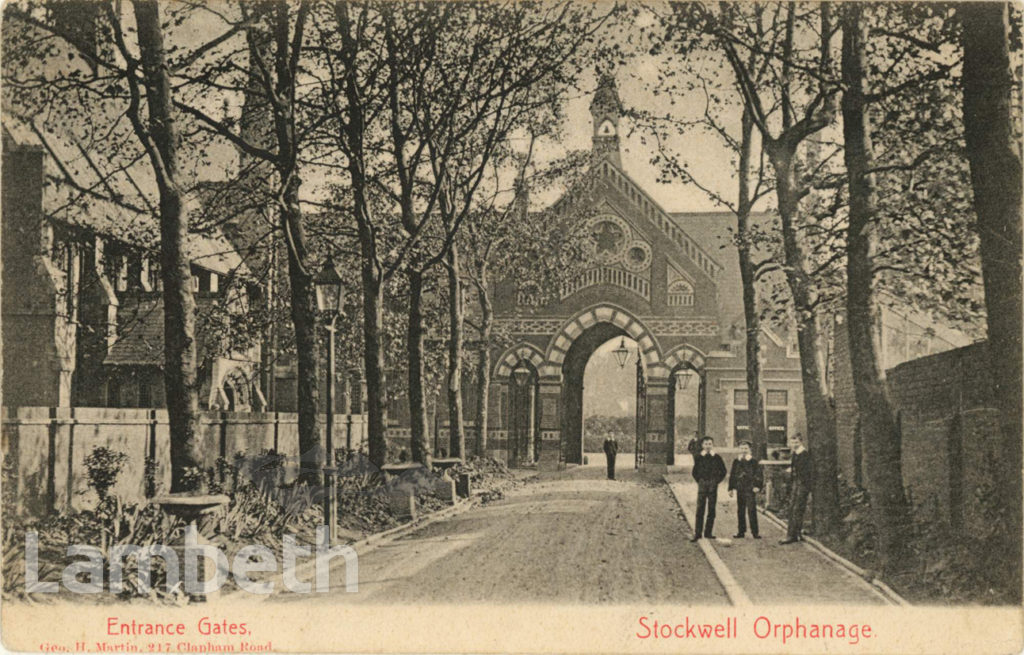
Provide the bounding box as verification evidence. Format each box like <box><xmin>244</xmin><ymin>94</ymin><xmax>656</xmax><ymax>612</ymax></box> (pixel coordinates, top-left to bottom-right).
<box><xmin>635</xmin><ymin>351</ymin><xmax>647</xmax><ymax>468</ymax></box>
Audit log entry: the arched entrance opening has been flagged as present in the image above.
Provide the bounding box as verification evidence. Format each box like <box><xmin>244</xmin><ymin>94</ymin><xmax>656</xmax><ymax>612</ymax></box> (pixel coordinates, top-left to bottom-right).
<box><xmin>494</xmin><ymin>343</ymin><xmax>545</xmax><ymax>466</ymax></box>
<box><xmin>560</xmin><ymin>322</ymin><xmax>631</xmax><ymax>465</ymax></box>
<box><xmin>579</xmin><ymin>333</ymin><xmax>642</xmax><ymax>467</ymax></box>
<box><xmin>667</xmin><ymin>362</ymin><xmax>706</xmax><ymax>465</ymax></box>
<box><xmin>507</xmin><ymin>359</ymin><xmax>539</xmax><ymax>467</ymax></box>
<box><xmin>663</xmin><ymin>345</ymin><xmax>708</xmax><ymax>464</ymax></box>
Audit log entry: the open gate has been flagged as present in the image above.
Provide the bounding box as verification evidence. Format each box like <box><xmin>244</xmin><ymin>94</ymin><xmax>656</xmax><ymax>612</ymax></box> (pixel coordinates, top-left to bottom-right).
<box><xmin>635</xmin><ymin>351</ymin><xmax>647</xmax><ymax>468</ymax></box>
<box><xmin>509</xmin><ymin>371</ymin><xmax>534</xmax><ymax>468</ymax></box>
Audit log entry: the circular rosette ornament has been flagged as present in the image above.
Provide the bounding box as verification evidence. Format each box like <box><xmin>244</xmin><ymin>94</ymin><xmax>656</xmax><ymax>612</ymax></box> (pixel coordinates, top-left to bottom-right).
<box><xmin>621</xmin><ymin>241</ymin><xmax>652</xmax><ymax>272</ymax></box>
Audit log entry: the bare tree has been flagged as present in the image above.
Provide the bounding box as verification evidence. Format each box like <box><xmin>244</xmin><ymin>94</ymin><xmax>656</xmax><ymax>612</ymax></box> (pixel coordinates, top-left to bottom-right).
<box><xmin>840</xmin><ymin>2</ymin><xmax>911</xmax><ymax>571</ymax></box>
<box><xmin>960</xmin><ymin>0</ymin><xmax>1023</xmax><ymax>599</ymax></box>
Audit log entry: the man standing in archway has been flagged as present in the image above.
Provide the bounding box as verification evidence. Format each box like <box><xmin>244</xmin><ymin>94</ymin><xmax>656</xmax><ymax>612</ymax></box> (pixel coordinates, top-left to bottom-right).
<box><xmin>603</xmin><ymin>433</ymin><xmax>619</xmax><ymax>480</ymax></box>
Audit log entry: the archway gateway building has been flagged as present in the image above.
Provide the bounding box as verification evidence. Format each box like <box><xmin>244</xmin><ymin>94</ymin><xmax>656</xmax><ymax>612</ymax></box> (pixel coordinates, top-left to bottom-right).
<box><xmin>390</xmin><ymin>75</ymin><xmax>807</xmax><ymax>468</ymax></box>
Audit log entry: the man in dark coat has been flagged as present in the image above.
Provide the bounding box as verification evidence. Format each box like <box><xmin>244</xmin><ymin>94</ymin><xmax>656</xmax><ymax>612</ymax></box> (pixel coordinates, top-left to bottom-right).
<box><xmin>728</xmin><ymin>441</ymin><xmax>764</xmax><ymax>538</ymax></box>
<box><xmin>603</xmin><ymin>434</ymin><xmax>619</xmax><ymax>480</ymax></box>
<box><xmin>690</xmin><ymin>436</ymin><xmax>727</xmax><ymax>541</ymax></box>
<box><xmin>780</xmin><ymin>433</ymin><xmax>813</xmax><ymax>544</ymax></box>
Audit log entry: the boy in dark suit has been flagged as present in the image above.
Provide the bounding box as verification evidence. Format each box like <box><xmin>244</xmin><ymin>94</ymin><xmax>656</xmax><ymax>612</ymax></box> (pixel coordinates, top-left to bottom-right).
<box><xmin>728</xmin><ymin>441</ymin><xmax>764</xmax><ymax>538</ymax></box>
<box><xmin>690</xmin><ymin>436</ymin><xmax>727</xmax><ymax>541</ymax></box>
<box><xmin>780</xmin><ymin>433</ymin><xmax>813</xmax><ymax>544</ymax></box>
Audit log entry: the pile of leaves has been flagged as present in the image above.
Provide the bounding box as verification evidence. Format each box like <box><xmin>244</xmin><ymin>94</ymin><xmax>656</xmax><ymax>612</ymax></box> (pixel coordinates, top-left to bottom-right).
<box><xmin>335</xmin><ymin>472</ymin><xmax>398</xmax><ymax>535</ymax></box>
<box><xmin>447</xmin><ymin>457</ymin><xmax>515</xmax><ymax>485</ymax></box>
<box><xmin>444</xmin><ymin>457</ymin><xmax>525</xmax><ymax>505</ymax></box>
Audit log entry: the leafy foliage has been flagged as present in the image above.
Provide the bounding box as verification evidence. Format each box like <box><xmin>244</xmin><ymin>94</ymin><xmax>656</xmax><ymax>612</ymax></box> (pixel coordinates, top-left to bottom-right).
<box><xmin>84</xmin><ymin>446</ymin><xmax>129</xmax><ymax>503</ymax></box>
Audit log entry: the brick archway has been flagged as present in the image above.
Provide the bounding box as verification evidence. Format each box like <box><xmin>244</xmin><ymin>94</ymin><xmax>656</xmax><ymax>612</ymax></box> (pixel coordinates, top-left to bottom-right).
<box><xmin>662</xmin><ymin>344</ymin><xmax>707</xmax><ymax>371</ymax></box>
<box><xmin>540</xmin><ymin>304</ymin><xmax>665</xmax><ymax>379</ymax></box>
<box><xmin>494</xmin><ymin>342</ymin><xmax>546</xmax><ymax>380</ymax></box>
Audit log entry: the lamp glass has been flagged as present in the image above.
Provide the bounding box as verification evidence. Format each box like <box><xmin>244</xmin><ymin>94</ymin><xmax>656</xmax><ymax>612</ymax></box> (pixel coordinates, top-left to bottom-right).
<box><xmin>512</xmin><ymin>364</ymin><xmax>531</xmax><ymax>386</ymax></box>
<box><xmin>676</xmin><ymin>368</ymin><xmax>694</xmax><ymax>390</ymax></box>
<box><xmin>612</xmin><ymin>337</ymin><xmax>630</xmax><ymax>368</ymax></box>
<box><xmin>314</xmin><ymin>257</ymin><xmax>345</xmax><ymax>313</ymax></box>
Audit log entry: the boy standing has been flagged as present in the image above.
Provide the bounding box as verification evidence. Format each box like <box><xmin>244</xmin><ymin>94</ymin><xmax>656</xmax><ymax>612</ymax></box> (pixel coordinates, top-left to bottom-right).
<box><xmin>780</xmin><ymin>433</ymin><xmax>812</xmax><ymax>544</ymax></box>
<box><xmin>690</xmin><ymin>436</ymin><xmax>727</xmax><ymax>541</ymax></box>
<box><xmin>728</xmin><ymin>441</ymin><xmax>764</xmax><ymax>538</ymax></box>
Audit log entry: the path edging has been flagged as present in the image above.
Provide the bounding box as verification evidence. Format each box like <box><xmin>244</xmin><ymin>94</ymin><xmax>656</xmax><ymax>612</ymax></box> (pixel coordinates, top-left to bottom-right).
<box><xmin>663</xmin><ymin>476</ymin><xmax>752</xmax><ymax>607</ymax></box>
<box><xmin>758</xmin><ymin>507</ymin><xmax>910</xmax><ymax>606</ymax></box>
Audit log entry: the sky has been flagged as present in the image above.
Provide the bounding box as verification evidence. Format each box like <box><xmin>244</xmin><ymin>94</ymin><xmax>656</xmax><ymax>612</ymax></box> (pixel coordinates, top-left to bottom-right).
<box><xmin>176</xmin><ymin>2</ymin><xmax>748</xmax><ymax>216</ymax></box>
<box><xmin>526</xmin><ymin>55</ymin><xmax>745</xmax><ymax>214</ymax></box>
<box><xmin>583</xmin><ymin>337</ymin><xmax>700</xmax><ymax>419</ymax></box>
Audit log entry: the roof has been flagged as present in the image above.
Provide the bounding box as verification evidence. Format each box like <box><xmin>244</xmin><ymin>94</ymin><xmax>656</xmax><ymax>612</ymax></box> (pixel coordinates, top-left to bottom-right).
<box><xmin>4</xmin><ymin>117</ymin><xmax>246</xmax><ymax>277</ymax></box>
<box><xmin>104</xmin><ymin>298</ymin><xmax>164</xmax><ymax>366</ymax></box>
<box><xmin>104</xmin><ymin>297</ymin><xmax>228</xmax><ymax>367</ymax></box>
<box><xmin>667</xmin><ymin>211</ymin><xmax>750</xmax><ymax>328</ymax></box>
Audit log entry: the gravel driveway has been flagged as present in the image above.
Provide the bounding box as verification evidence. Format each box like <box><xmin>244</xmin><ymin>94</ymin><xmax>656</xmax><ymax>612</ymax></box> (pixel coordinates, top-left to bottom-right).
<box><xmin>279</xmin><ymin>464</ymin><xmax>728</xmax><ymax>605</ymax></box>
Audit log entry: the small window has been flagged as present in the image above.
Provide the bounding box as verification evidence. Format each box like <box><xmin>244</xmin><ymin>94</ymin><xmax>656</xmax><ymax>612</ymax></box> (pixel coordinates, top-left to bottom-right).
<box><xmin>192</xmin><ymin>275</ymin><xmax>200</xmax><ymax>292</ymax></box>
<box><xmin>766</xmin><ymin>390</ymin><xmax>788</xmax><ymax>407</ymax></box>
<box><xmin>767</xmin><ymin>410</ymin><xmax>788</xmax><ymax>444</ymax></box>
<box><xmin>733</xmin><ymin>389</ymin><xmax>748</xmax><ymax>407</ymax></box>
<box><xmin>209</xmin><ymin>273</ymin><xmax>219</xmax><ymax>294</ymax></box>
<box><xmin>733</xmin><ymin>409</ymin><xmax>750</xmax><ymax>444</ymax></box>
<box><xmin>117</xmin><ymin>256</ymin><xmax>129</xmax><ymax>292</ymax></box>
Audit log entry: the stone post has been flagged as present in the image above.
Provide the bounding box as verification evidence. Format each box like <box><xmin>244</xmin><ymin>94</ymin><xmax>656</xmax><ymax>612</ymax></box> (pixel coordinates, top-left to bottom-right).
<box><xmin>537</xmin><ymin>378</ymin><xmax>562</xmax><ymax>472</ymax></box>
<box><xmin>645</xmin><ymin>378</ymin><xmax>670</xmax><ymax>474</ymax></box>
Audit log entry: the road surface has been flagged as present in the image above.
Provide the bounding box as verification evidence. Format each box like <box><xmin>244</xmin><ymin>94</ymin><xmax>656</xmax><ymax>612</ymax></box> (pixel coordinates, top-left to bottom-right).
<box><xmin>277</xmin><ymin>462</ymin><xmax>729</xmax><ymax>605</ymax></box>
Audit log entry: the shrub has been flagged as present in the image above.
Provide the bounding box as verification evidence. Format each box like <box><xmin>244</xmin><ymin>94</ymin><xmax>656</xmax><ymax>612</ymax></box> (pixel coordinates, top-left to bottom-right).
<box><xmin>84</xmin><ymin>446</ymin><xmax>129</xmax><ymax>502</ymax></box>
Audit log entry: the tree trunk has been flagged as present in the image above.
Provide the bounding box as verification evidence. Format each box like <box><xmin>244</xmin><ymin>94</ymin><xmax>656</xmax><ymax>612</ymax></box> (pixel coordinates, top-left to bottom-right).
<box><xmin>473</xmin><ymin>273</ymin><xmax>494</xmax><ymax>457</ymax></box>
<box><xmin>447</xmin><ymin>244</ymin><xmax>466</xmax><ymax>459</ymax></box>
<box><xmin>407</xmin><ymin>269</ymin><xmax>429</xmax><ymax>463</ymax></box>
<box><xmin>268</xmin><ymin>0</ymin><xmax>318</xmax><ymax>483</ymax></box>
<box><xmin>736</xmin><ymin>108</ymin><xmax>768</xmax><ymax>460</ymax></box>
<box><xmin>841</xmin><ymin>3</ymin><xmax>911</xmax><ymax>572</ymax></box>
<box><xmin>337</xmin><ymin>1</ymin><xmax>387</xmax><ymax>468</ymax></box>
<box><xmin>961</xmin><ymin>0</ymin><xmax>1023</xmax><ymax>598</ymax></box>
<box><xmin>281</xmin><ymin>188</ymin><xmax>320</xmax><ymax>482</ymax></box>
<box><xmin>767</xmin><ymin>142</ymin><xmax>840</xmax><ymax>536</ymax></box>
<box><xmin>361</xmin><ymin>261</ymin><xmax>388</xmax><ymax>467</ymax></box>
<box><xmin>131</xmin><ymin>0</ymin><xmax>202</xmax><ymax>492</ymax></box>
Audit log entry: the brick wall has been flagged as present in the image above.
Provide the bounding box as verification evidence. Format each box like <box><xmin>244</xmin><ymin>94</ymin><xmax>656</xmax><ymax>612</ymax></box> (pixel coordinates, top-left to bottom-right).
<box><xmin>2</xmin><ymin>406</ymin><xmax>369</xmax><ymax>514</ymax></box>
<box><xmin>834</xmin><ymin>338</ymin><xmax>1000</xmax><ymax>533</ymax></box>
<box><xmin>886</xmin><ymin>342</ymin><xmax>1000</xmax><ymax>534</ymax></box>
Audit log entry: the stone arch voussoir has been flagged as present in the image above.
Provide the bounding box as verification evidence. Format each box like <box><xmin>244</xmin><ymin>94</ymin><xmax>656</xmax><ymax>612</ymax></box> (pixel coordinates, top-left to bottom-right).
<box><xmin>663</xmin><ymin>344</ymin><xmax>707</xmax><ymax>371</ymax></box>
<box><xmin>494</xmin><ymin>342</ymin><xmax>546</xmax><ymax>380</ymax></box>
<box><xmin>544</xmin><ymin>304</ymin><xmax>664</xmax><ymax>370</ymax></box>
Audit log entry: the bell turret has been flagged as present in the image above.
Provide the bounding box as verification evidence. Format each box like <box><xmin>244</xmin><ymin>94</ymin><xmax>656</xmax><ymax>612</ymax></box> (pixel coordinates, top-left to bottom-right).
<box><xmin>590</xmin><ymin>73</ymin><xmax>622</xmax><ymax>167</ymax></box>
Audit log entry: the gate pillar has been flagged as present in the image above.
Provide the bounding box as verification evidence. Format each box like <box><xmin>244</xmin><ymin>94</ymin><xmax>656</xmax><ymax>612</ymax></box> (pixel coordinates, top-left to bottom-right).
<box><xmin>537</xmin><ymin>378</ymin><xmax>563</xmax><ymax>471</ymax></box>
<box><xmin>644</xmin><ymin>378</ymin><xmax>670</xmax><ymax>473</ymax></box>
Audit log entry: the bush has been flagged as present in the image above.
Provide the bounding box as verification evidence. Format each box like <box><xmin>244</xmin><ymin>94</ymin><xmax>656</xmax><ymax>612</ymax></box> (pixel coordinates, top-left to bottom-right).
<box><xmin>84</xmin><ymin>446</ymin><xmax>129</xmax><ymax>502</ymax></box>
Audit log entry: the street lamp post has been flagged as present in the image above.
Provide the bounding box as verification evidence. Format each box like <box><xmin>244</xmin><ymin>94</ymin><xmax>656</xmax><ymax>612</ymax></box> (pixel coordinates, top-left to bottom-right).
<box><xmin>314</xmin><ymin>257</ymin><xmax>345</xmax><ymax>544</ymax></box>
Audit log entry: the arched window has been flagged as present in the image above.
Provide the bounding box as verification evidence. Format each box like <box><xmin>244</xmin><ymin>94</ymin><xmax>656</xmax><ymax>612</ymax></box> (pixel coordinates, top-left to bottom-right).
<box><xmin>667</xmin><ymin>280</ymin><xmax>694</xmax><ymax>307</ymax></box>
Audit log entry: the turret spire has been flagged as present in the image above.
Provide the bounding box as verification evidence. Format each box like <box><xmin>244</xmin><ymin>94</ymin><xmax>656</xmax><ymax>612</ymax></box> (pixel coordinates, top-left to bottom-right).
<box><xmin>590</xmin><ymin>72</ymin><xmax>622</xmax><ymax>167</ymax></box>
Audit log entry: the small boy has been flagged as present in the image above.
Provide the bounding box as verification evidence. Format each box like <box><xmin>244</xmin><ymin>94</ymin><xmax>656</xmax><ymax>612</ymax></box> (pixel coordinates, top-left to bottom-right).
<box><xmin>690</xmin><ymin>436</ymin><xmax>726</xmax><ymax>541</ymax></box>
<box><xmin>728</xmin><ymin>441</ymin><xmax>764</xmax><ymax>538</ymax></box>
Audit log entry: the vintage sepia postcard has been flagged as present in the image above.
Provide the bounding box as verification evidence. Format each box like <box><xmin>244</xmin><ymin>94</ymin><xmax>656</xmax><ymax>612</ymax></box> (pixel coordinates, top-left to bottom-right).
<box><xmin>1</xmin><ymin>1</ymin><xmax>1022</xmax><ymax>653</ymax></box>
